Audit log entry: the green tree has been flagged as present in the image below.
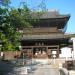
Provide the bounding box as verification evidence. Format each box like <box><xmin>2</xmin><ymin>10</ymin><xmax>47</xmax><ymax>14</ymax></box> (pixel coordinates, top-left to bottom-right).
<box><xmin>0</xmin><ymin>1</ymin><xmax>23</xmax><ymax>51</ymax></box>
<box><xmin>0</xmin><ymin>1</ymin><xmax>34</xmax><ymax>51</ymax></box>
<box><xmin>0</xmin><ymin>0</ymin><xmax>47</xmax><ymax>51</ymax></box>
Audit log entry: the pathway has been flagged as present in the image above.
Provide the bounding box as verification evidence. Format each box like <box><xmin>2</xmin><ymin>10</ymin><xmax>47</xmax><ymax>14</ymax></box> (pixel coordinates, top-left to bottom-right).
<box><xmin>0</xmin><ymin>60</ymin><xmax>60</xmax><ymax>75</ymax></box>
<box><xmin>28</xmin><ymin>64</ymin><xmax>59</xmax><ymax>75</ymax></box>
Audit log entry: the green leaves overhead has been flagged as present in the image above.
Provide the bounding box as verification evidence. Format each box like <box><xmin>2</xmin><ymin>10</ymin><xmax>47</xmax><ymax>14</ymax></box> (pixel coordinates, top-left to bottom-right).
<box><xmin>0</xmin><ymin>0</ymin><xmax>46</xmax><ymax>51</ymax></box>
<box><xmin>0</xmin><ymin>2</ymin><xmax>33</xmax><ymax>51</ymax></box>
<box><xmin>0</xmin><ymin>0</ymin><xmax>11</xmax><ymax>7</ymax></box>
<box><xmin>9</xmin><ymin>8</ymin><xmax>32</xmax><ymax>29</ymax></box>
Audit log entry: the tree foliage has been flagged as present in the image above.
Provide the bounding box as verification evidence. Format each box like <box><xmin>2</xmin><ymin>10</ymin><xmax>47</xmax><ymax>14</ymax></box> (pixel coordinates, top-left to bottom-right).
<box><xmin>0</xmin><ymin>1</ymin><xmax>32</xmax><ymax>51</ymax></box>
<box><xmin>0</xmin><ymin>0</ymin><xmax>47</xmax><ymax>51</ymax></box>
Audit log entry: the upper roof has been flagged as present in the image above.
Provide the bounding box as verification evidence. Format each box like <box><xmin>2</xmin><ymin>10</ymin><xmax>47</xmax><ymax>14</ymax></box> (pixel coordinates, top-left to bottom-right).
<box><xmin>32</xmin><ymin>10</ymin><xmax>70</xmax><ymax>19</ymax></box>
<box><xmin>31</xmin><ymin>11</ymin><xmax>70</xmax><ymax>29</ymax></box>
<box><xmin>41</xmin><ymin>12</ymin><xmax>70</xmax><ymax>19</ymax></box>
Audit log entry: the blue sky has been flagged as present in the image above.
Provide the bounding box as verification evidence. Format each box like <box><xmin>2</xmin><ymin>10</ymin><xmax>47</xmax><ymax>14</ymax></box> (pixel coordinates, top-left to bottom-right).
<box><xmin>10</xmin><ymin>0</ymin><xmax>75</xmax><ymax>33</ymax></box>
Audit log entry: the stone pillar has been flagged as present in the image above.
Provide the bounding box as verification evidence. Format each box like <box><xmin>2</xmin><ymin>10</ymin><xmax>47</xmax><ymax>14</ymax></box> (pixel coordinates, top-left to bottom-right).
<box><xmin>71</xmin><ymin>37</ymin><xmax>75</xmax><ymax>59</ymax></box>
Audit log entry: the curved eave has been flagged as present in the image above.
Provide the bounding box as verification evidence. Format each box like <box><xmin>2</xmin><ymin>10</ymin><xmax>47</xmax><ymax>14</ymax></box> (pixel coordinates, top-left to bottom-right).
<box><xmin>64</xmin><ymin>33</ymin><xmax>74</xmax><ymax>38</ymax></box>
<box><xmin>21</xmin><ymin>34</ymin><xmax>71</xmax><ymax>40</ymax></box>
<box><xmin>40</xmin><ymin>14</ymin><xmax>70</xmax><ymax>29</ymax></box>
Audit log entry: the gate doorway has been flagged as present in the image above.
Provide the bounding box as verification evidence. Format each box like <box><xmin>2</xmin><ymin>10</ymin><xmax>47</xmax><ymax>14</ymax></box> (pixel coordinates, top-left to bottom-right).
<box><xmin>33</xmin><ymin>47</ymin><xmax>47</xmax><ymax>58</ymax></box>
<box><xmin>47</xmin><ymin>46</ymin><xmax>59</xmax><ymax>59</ymax></box>
<box><xmin>22</xmin><ymin>45</ymin><xmax>59</xmax><ymax>59</ymax></box>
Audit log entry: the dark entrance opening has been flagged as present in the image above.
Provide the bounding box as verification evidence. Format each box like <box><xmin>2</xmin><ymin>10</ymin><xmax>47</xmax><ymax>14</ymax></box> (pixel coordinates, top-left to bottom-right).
<box><xmin>33</xmin><ymin>47</ymin><xmax>47</xmax><ymax>58</ymax></box>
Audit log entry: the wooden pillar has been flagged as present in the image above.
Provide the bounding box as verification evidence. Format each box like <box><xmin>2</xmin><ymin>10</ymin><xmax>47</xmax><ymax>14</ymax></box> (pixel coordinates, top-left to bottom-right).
<box><xmin>47</xmin><ymin>46</ymin><xmax>51</xmax><ymax>58</ymax></box>
<box><xmin>57</xmin><ymin>45</ymin><xmax>59</xmax><ymax>58</ymax></box>
<box><xmin>32</xmin><ymin>47</ymin><xmax>33</xmax><ymax>58</ymax></box>
<box><xmin>46</xmin><ymin>46</ymin><xmax>48</xmax><ymax>58</ymax></box>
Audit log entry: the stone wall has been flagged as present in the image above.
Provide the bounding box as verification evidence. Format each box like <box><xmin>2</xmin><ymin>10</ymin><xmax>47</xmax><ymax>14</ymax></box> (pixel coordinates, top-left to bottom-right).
<box><xmin>0</xmin><ymin>51</ymin><xmax>21</xmax><ymax>60</ymax></box>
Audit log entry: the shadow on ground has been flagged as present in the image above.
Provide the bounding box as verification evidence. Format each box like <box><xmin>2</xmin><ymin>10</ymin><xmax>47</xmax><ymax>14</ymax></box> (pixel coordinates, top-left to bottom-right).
<box><xmin>0</xmin><ymin>60</ymin><xmax>15</xmax><ymax>75</ymax></box>
<box><xmin>0</xmin><ymin>59</ymin><xmax>38</xmax><ymax>75</ymax></box>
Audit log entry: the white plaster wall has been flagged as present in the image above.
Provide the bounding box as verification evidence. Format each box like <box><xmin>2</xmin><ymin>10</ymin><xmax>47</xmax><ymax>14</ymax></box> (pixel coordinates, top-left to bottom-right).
<box><xmin>60</xmin><ymin>47</ymin><xmax>72</xmax><ymax>59</ymax></box>
<box><xmin>71</xmin><ymin>37</ymin><xmax>75</xmax><ymax>59</ymax></box>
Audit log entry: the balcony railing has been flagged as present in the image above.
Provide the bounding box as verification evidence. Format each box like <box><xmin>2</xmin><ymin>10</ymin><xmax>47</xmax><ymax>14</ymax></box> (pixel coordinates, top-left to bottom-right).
<box><xmin>23</xmin><ymin>27</ymin><xmax>60</xmax><ymax>34</ymax></box>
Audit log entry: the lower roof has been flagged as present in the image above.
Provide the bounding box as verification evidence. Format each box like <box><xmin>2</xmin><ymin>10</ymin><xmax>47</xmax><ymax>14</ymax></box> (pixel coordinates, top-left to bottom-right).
<box><xmin>21</xmin><ymin>33</ymin><xmax>71</xmax><ymax>40</ymax></box>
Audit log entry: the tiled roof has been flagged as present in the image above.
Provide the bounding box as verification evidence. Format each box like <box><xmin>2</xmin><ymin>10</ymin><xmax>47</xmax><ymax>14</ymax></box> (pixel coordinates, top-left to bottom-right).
<box><xmin>22</xmin><ymin>33</ymin><xmax>71</xmax><ymax>40</ymax></box>
<box><xmin>31</xmin><ymin>11</ymin><xmax>70</xmax><ymax>19</ymax></box>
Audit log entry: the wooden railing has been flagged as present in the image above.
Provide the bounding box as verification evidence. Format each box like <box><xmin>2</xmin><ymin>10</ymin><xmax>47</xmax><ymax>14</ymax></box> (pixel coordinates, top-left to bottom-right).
<box><xmin>23</xmin><ymin>27</ymin><xmax>59</xmax><ymax>34</ymax></box>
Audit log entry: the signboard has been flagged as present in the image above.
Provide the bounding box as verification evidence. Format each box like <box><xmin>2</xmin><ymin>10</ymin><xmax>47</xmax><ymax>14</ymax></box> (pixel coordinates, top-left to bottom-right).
<box><xmin>52</xmin><ymin>51</ymin><xmax>57</xmax><ymax>54</ymax></box>
<box><xmin>60</xmin><ymin>47</ymin><xmax>72</xmax><ymax>58</ymax></box>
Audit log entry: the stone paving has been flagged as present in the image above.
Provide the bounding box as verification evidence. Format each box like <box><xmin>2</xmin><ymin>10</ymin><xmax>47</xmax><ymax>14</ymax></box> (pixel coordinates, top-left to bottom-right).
<box><xmin>1</xmin><ymin>59</ymin><xmax>75</xmax><ymax>75</ymax></box>
<box><xmin>0</xmin><ymin>60</ymin><xmax>60</xmax><ymax>75</ymax></box>
<box><xmin>28</xmin><ymin>65</ymin><xmax>59</xmax><ymax>75</ymax></box>
<box><xmin>69</xmin><ymin>70</ymin><xmax>75</xmax><ymax>75</ymax></box>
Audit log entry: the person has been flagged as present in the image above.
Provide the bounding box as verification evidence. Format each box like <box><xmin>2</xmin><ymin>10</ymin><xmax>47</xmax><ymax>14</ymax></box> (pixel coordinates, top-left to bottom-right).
<box><xmin>35</xmin><ymin>52</ymin><xmax>37</xmax><ymax>56</ymax></box>
<box><xmin>1</xmin><ymin>52</ymin><xmax>5</xmax><ymax>60</ymax></box>
<box><xmin>42</xmin><ymin>51</ymin><xmax>46</xmax><ymax>54</ymax></box>
<box><xmin>35</xmin><ymin>52</ymin><xmax>37</xmax><ymax>58</ymax></box>
<box><xmin>1</xmin><ymin>51</ymin><xmax>3</xmax><ymax>57</ymax></box>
